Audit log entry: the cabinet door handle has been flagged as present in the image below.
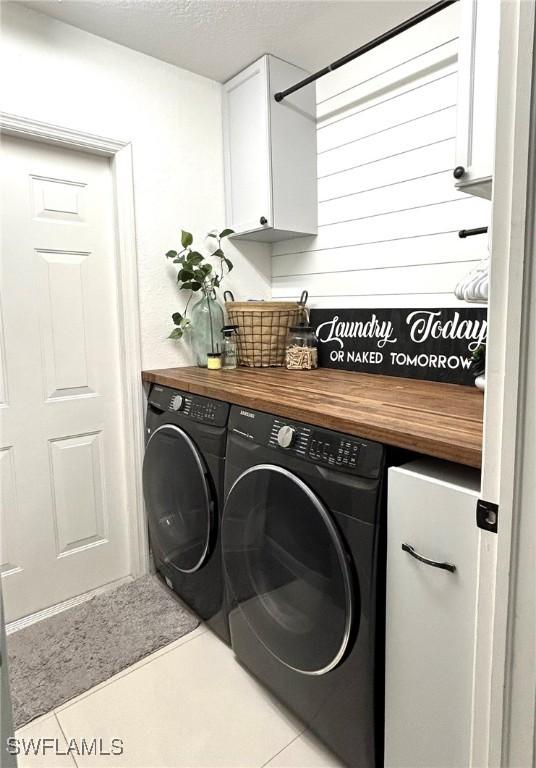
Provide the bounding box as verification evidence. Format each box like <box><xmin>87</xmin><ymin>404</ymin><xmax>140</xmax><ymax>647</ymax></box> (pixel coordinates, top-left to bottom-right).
<box><xmin>401</xmin><ymin>543</ymin><xmax>456</xmax><ymax>573</ymax></box>
<box><xmin>453</xmin><ymin>165</ymin><xmax>466</xmax><ymax>179</ymax></box>
<box><xmin>259</xmin><ymin>216</ymin><xmax>268</xmax><ymax>225</ymax></box>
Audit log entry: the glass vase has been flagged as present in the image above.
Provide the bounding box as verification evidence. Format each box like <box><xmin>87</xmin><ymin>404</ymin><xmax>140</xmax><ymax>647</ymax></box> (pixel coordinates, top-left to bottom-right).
<box><xmin>189</xmin><ymin>292</ymin><xmax>225</xmax><ymax>367</ymax></box>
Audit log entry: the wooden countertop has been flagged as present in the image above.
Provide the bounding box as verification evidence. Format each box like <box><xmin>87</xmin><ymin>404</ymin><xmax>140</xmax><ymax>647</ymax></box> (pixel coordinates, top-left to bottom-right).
<box><xmin>142</xmin><ymin>367</ymin><xmax>484</xmax><ymax>468</ymax></box>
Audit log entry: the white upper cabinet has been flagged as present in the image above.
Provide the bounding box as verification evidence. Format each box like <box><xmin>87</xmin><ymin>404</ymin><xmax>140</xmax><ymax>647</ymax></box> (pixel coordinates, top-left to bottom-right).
<box><xmin>222</xmin><ymin>54</ymin><xmax>317</xmax><ymax>242</ymax></box>
<box><xmin>223</xmin><ymin>57</ymin><xmax>272</xmax><ymax>238</ymax></box>
<box><xmin>454</xmin><ymin>0</ymin><xmax>501</xmax><ymax>199</ymax></box>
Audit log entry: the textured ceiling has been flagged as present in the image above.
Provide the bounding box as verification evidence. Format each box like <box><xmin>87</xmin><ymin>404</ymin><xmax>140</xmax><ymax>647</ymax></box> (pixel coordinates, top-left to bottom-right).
<box><xmin>18</xmin><ymin>0</ymin><xmax>428</xmax><ymax>83</ymax></box>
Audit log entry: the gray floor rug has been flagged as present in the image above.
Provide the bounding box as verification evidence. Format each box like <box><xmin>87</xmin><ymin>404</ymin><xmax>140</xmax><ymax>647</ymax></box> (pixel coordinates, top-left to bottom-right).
<box><xmin>7</xmin><ymin>574</ymin><xmax>199</xmax><ymax>730</ymax></box>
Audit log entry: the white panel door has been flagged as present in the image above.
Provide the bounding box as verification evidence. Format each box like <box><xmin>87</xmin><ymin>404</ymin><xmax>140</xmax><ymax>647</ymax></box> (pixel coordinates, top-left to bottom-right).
<box><xmin>0</xmin><ymin>136</ymin><xmax>130</xmax><ymax>622</ymax></box>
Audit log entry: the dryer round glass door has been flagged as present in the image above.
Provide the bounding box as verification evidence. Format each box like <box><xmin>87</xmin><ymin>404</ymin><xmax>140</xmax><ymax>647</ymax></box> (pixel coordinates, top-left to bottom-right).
<box><xmin>143</xmin><ymin>424</ymin><xmax>213</xmax><ymax>573</ymax></box>
<box><xmin>222</xmin><ymin>464</ymin><xmax>353</xmax><ymax>675</ymax></box>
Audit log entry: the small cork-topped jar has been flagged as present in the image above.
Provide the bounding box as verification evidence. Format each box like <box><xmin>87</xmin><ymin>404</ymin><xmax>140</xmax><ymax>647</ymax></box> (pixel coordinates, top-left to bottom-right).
<box><xmin>285</xmin><ymin>326</ymin><xmax>318</xmax><ymax>370</ymax></box>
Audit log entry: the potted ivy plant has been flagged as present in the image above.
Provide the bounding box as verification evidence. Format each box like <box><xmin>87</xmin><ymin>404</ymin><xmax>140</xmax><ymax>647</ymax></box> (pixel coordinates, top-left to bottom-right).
<box><xmin>470</xmin><ymin>343</ymin><xmax>486</xmax><ymax>391</ymax></box>
<box><xmin>166</xmin><ymin>228</ymin><xmax>234</xmax><ymax>366</ymax></box>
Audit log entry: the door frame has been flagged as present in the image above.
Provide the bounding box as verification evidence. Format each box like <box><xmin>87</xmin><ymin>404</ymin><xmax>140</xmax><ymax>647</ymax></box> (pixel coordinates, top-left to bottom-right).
<box><xmin>0</xmin><ymin>111</ymin><xmax>149</xmax><ymax>583</ymax></box>
<box><xmin>473</xmin><ymin>1</ymin><xmax>536</xmax><ymax>766</ymax></box>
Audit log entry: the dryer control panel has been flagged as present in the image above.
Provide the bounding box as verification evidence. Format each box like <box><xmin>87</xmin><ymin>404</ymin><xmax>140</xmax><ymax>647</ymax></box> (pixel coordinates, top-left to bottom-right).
<box><xmin>309</xmin><ymin>432</ymin><xmax>361</xmax><ymax>470</ymax></box>
<box><xmin>259</xmin><ymin>414</ymin><xmax>382</xmax><ymax>478</ymax></box>
<box><xmin>228</xmin><ymin>407</ymin><xmax>384</xmax><ymax>479</ymax></box>
<box><xmin>268</xmin><ymin>418</ymin><xmax>364</xmax><ymax>472</ymax></box>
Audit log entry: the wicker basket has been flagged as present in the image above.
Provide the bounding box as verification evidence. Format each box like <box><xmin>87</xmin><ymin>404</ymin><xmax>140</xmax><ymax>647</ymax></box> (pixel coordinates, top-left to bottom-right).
<box><xmin>224</xmin><ymin>291</ymin><xmax>308</xmax><ymax>367</ymax></box>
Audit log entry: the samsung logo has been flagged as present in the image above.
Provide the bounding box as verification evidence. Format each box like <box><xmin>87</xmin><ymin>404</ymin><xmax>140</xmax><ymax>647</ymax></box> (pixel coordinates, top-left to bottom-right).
<box><xmin>239</xmin><ymin>410</ymin><xmax>255</xmax><ymax>419</ymax></box>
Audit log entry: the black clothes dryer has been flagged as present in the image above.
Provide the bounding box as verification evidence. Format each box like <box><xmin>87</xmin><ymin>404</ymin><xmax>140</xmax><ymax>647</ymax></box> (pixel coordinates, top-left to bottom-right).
<box><xmin>143</xmin><ymin>384</ymin><xmax>230</xmax><ymax>645</ymax></box>
<box><xmin>222</xmin><ymin>406</ymin><xmax>386</xmax><ymax>767</ymax></box>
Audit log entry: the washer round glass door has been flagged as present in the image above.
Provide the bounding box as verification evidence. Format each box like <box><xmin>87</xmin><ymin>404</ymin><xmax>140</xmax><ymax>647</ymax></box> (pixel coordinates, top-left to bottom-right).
<box><xmin>143</xmin><ymin>424</ymin><xmax>213</xmax><ymax>574</ymax></box>
<box><xmin>222</xmin><ymin>464</ymin><xmax>353</xmax><ymax>675</ymax></box>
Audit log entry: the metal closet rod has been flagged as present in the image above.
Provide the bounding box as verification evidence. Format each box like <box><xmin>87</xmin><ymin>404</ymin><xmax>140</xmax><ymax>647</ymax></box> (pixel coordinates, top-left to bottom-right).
<box><xmin>274</xmin><ymin>0</ymin><xmax>459</xmax><ymax>103</ymax></box>
<box><xmin>458</xmin><ymin>227</ymin><xmax>489</xmax><ymax>238</ymax></box>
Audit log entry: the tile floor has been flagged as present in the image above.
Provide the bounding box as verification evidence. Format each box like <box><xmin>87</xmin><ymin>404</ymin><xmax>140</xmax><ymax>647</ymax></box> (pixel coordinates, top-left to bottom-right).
<box><xmin>14</xmin><ymin>626</ymin><xmax>343</xmax><ymax>768</ymax></box>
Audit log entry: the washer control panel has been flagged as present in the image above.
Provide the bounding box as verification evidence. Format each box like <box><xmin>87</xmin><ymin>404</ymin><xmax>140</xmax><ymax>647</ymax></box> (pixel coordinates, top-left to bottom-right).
<box><xmin>184</xmin><ymin>397</ymin><xmax>222</xmax><ymax>423</ymax></box>
<box><xmin>148</xmin><ymin>385</ymin><xmax>229</xmax><ymax>426</ymax></box>
<box><xmin>170</xmin><ymin>394</ymin><xmax>184</xmax><ymax>412</ymax></box>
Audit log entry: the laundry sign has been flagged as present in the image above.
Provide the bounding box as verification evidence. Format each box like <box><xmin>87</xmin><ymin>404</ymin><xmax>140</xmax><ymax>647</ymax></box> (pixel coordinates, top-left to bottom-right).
<box><xmin>310</xmin><ymin>307</ymin><xmax>488</xmax><ymax>385</ymax></box>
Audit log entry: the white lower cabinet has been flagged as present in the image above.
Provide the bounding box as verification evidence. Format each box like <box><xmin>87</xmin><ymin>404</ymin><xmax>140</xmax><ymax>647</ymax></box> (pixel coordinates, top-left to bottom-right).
<box><xmin>385</xmin><ymin>459</ymin><xmax>481</xmax><ymax>768</ymax></box>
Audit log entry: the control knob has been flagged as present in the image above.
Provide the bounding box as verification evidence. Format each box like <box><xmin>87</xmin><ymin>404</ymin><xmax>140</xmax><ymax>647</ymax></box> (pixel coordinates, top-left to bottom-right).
<box><xmin>170</xmin><ymin>394</ymin><xmax>185</xmax><ymax>412</ymax></box>
<box><xmin>277</xmin><ymin>425</ymin><xmax>296</xmax><ymax>449</ymax></box>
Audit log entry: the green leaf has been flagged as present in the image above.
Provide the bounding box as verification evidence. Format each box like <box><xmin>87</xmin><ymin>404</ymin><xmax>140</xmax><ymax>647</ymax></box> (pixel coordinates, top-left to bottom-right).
<box><xmin>207</xmin><ymin>232</ymin><xmax>218</xmax><ymax>238</ymax></box>
<box><xmin>223</xmin><ymin>258</ymin><xmax>233</xmax><ymax>271</ymax></box>
<box><xmin>172</xmin><ymin>312</ymin><xmax>182</xmax><ymax>325</ymax></box>
<box><xmin>178</xmin><ymin>269</ymin><xmax>195</xmax><ymax>281</ymax></box>
<box><xmin>166</xmin><ymin>250</ymin><xmax>178</xmax><ymax>259</ymax></box>
<box><xmin>219</xmin><ymin>228</ymin><xmax>234</xmax><ymax>239</ymax></box>
<box><xmin>199</xmin><ymin>263</ymin><xmax>213</xmax><ymax>274</ymax></box>
<box><xmin>181</xmin><ymin>230</ymin><xmax>193</xmax><ymax>248</ymax></box>
<box><xmin>212</xmin><ymin>248</ymin><xmax>224</xmax><ymax>258</ymax></box>
<box><xmin>186</xmin><ymin>251</ymin><xmax>204</xmax><ymax>265</ymax></box>
<box><xmin>181</xmin><ymin>281</ymin><xmax>202</xmax><ymax>291</ymax></box>
<box><xmin>168</xmin><ymin>327</ymin><xmax>183</xmax><ymax>339</ymax></box>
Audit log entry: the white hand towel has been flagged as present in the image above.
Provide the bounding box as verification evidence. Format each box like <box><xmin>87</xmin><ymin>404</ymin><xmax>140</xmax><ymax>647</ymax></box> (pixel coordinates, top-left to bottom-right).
<box><xmin>454</xmin><ymin>258</ymin><xmax>489</xmax><ymax>303</ymax></box>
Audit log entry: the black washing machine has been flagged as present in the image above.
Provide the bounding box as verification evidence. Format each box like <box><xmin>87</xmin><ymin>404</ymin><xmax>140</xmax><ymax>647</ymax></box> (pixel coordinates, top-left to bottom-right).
<box><xmin>143</xmin><ymin>384</ymin><xmax>230</xmax><ymax>645</ymax></box>
<box><xmin>222</xmin><ymin>406</ymin><xmax>386</xmax><ymax>767</ymax></box>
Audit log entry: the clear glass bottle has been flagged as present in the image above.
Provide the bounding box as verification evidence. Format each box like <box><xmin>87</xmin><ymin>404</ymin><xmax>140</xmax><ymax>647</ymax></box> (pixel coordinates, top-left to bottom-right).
<box><xmin>286</xmin><ymin>325</ymin><xmax>318</xmax><ymax>369</ymax></box>
<box><xmin>189</xmin><ymin>292</ymin><xmax>225</xmax><ymax>367</ymax></box>
<box><xmin>221</xmin><ymin>325</ymin><xmax>238</xmax><ymax>369</ymax></box>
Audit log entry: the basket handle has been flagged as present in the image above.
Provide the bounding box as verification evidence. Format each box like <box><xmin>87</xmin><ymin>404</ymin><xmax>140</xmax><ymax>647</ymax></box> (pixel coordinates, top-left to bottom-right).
<box><xmin>224</xmin><ymin>290</ymin><xmax>235</xmax><ymax>303</ymax></box>
<box><xmin>298</xmin><ymin>290</ymin><xmax>309</xmax><ymax>324</ymax></box>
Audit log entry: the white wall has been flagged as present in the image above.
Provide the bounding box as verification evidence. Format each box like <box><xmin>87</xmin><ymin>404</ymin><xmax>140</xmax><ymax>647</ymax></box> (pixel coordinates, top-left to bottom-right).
<box><xmin>272</xmin><ymin>4</ymin><xmax>491</xmax><ymax>309</ymax></box>
<box><xmin>1</xmin><ymin>2</ymin><xmax>492</xmax><ymax>350</ymax></box>
<box><xmin>0</xmin><ymin>3</ymin><xmax>271</xmax><ymax>370</ymax></box>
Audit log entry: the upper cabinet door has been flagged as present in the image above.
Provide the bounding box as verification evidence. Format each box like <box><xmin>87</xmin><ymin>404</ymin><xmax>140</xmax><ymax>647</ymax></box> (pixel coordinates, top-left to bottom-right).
<box><xmin>223</xmin><ymin>57</ymin><xmax>272</xmax><ymax>235</ymax></box>
<box><xmin>454</xmin><ymin>0</ymin><xmax>501</xmax><ymax>199</ymax></box>
<box><xmin>222</xmin><ymin>55</ymin><xmax>317</xmax><ymax>242</ymax></box>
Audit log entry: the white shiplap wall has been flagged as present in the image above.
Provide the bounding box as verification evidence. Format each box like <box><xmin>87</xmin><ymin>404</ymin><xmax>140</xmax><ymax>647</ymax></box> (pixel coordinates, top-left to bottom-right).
<box><xmin>272</xmin><ymin>4</ymin><xmax>491</xmax><ymax>308</ymax></box>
